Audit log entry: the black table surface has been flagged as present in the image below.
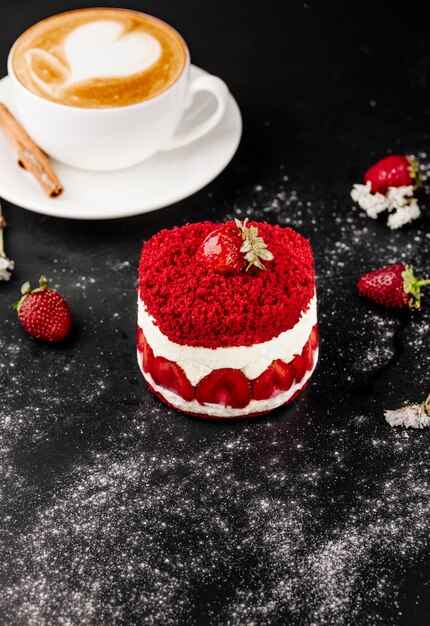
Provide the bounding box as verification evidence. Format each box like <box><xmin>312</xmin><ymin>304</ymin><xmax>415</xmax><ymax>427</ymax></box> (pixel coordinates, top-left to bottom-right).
<box><xmin>1</xmin><ymin>1</ymin><xmax>430</xmax><ymax>624</ymax></box>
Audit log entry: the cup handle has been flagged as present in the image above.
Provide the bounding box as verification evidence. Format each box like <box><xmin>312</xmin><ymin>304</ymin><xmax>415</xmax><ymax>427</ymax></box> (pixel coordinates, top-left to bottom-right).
<box><xmin>162</xmin><ymin>74</ymin><xmax>229</xmax><ymax>151</ymax></box>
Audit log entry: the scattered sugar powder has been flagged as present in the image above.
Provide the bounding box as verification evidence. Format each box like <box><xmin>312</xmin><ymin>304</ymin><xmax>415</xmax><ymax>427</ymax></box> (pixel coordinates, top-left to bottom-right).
<box><xmin>2</xmin><ymin>407</ymin><xmax>430</xmax><ymax>625</ymax></box>
<box><xmin>1</xmin><ymin>161</ymin><xmax>430</xmax><ymax>624</ymax></box>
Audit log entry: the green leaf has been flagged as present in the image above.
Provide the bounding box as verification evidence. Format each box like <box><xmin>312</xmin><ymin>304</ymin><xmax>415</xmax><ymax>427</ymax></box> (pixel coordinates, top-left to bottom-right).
<box><xmin>21</xmin><ymin>281</ymin><xmax>30</xmax><ymax>295</ymax></box>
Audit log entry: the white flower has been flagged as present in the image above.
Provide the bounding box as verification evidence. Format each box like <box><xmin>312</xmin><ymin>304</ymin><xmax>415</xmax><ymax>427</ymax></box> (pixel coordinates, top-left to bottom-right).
<box><xmin>385</xmin><ymin>395</ymin><xmax>430</xmax><ymax>429</ymax></box>
<box><xmin>0</xmin><ymin>255</ymin><xmax>14</xmax><ymax>281</ymax></box>
<box><xmin>387</xmin><ymin>200</ymin><xmax>421</xmax><ymax>229</ymax></box>
<box><xmin>351</xmin><ymin>181</ymin><xmax>421</xmax><ymax>228</ymax></box>
<box><xmin>351</xmin><ymin>182</ymin><xmax>388</xmax><ymax>218</ymax></box>
<box><xmin>386</xmin><ymin>184</ymin><xmax>414</xmax><ymax>207</ymax></box>
<box><xmin>385</xmin><ymin>186</ymin><xmax>421</xmax><ymax>229</ymax></box>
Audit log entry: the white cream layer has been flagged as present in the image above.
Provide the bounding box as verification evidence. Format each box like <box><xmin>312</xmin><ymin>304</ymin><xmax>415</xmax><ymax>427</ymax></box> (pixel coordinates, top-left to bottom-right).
<box><xmin>138</xmin><ymin>349</ymin><xmax>318</xmax><ymax>417</ymax></box>
<box><xmin>137</xmin><ymin>294</ymin><xmax>317</xmax><ymax>386</ymax></box>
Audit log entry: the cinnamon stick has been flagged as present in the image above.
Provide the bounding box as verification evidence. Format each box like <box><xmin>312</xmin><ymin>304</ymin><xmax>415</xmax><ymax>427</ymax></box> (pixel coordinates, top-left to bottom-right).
<box><xmin>0</xmin><ymin>103</ymin><xmax>63</xmax><ymax>198</ymax></box>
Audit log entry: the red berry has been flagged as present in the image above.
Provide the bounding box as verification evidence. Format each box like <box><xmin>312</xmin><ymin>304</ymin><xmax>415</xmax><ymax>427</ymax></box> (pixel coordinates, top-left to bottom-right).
<box><xmin>196</xmin><ymin>368</ymin><xmax>251</xmax><ymax>408</ymax></box>
<box><xmin>310</xmin><ymin>324</ymin><xmax>319</xmax><ymax>351</ymax></box>
<box><xmin>301</xmin><ymin>338</ymin><xmax>314</xmax><ymax>372</ymax></box>
<box><xmin>197</xmin><ymin>226</ymin><xmax>245</xmax><ymax>275</ymax></box>
<box><xmin>358</xmin><ymin>264</ymin><xmax>430</xmax><ymax>309</ymax></box>
<box><xmin>358</xmin><ymin>264</ymin><xmax>412</xmax><ymax>309</ymax></box>
<box><xmin>149</xmin><ymin>356</ymin><xmax>194</xmax><ymax>401</ymax></box>
<box><xmin>292</xmin><ymin>338</ymin><xmax>313</xmax><ymax>382</ymax></box>
<box><xmin>13</xmin><ymin>276</ymin><xmax>71</xmax><ymax>342</ymax></box>
<box><xmin>137</xmin><ymin>326</ymin><xmax>154</xmax><ymax>372</ymax></box>
<box><xmin>292</xmin><ymin>354</ymin><xmax>306</xmax><ymax>382</ymax></box>
<box><xmin>364</xmin><ymin>155</ymin><xmax>418</xmax><ymax>195</ymax></box>
<box><xmin>252</xmin><ymin>359</ymin><xmax>294</xmax><ymax>400</ymax></box>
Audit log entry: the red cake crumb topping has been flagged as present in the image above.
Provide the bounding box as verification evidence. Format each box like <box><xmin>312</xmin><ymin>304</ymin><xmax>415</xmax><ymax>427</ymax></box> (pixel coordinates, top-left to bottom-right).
<box><xmin>138</xmin><ymin>221</ymin><xmax>315</xmax><ymax>348</ymax></box>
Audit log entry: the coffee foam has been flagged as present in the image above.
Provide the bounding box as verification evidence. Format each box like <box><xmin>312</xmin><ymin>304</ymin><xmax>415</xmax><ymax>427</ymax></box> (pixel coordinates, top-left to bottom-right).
<box><xmin>12</xmin><ymin>9</ymin><xmax>187</xmax><ymax>108</ymax></box>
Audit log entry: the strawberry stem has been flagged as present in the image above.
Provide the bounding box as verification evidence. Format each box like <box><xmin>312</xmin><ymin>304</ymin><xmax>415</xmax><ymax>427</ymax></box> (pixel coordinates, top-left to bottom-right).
<box><xmin>12</xmin><ymin>276</ymin><xmax>50</xmax><ymax>312</ymax></box>
<box><xmin>402</xmin><ymin>265</ymin><xmax>430</xmax><ymax>309</ymax></box>
<box><xmin>21</xmin><ymin>281</ymin><xmax>31</xmax><ymax>295</ymax></box>
<box><xmin>32</xmin><ymin>275</ymin><xmax>50</xmax><ymax>294</ymax></box>
<box><xmin>407</xmin><ymin>156</ymin><xmax>420</xmax><ymax>190</ymax></box>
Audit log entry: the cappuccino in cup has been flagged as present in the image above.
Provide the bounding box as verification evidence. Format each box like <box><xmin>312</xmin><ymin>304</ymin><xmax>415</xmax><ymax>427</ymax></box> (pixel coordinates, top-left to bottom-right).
<box><xmin>11</xmin><ymin>8</ymin><xmax>187</xmax><ymax>108</ymax></box>
<box><xmin>8</xmin><ymin>8</ymin><xmax>229</xmax><ymax>171</ymax></box>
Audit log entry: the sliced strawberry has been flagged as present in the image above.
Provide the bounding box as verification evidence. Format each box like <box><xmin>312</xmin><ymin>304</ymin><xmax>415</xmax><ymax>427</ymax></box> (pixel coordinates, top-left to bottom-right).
<box><xmin>293</xmin><ymin>338</ymin><xmax>314</xmax><ymax>382</ymax></box>
<box><xmin>196</xmin><ymin>368</ymin><xmax>251</xmax><ymax>409</ymax></box>
<box><xmin>137</xmin><ymin>326</ymin><xmax>154</xmax><ymax>372</ymax></box>
<box><xmin>292</xmin><ymin>354</ymin><xmax>305</xmax><ymax>382</ymax></box>
<box><xmin>149</xmin><ymin>356</ymin><xmax>194</xmax><ymax>401</ymax></box>
<box><xmin>252</xmin><ymin>359</ymin><xmax>294</xmax><ymax>400</ymax></box>
<box><xmin>310</xmin><ymin>324</ymin><xmax>319</xmax><ymax>351</ymax></box>
<box><xmin>301</xmin><ymin>338</ymin><xmax>314</xmax><ymax>372</ymax></box>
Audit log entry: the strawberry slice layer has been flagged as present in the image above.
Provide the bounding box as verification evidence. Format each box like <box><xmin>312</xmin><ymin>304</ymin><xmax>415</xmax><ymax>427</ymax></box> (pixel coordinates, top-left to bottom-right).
<box><xmin>301</xmin><ymin>338</ymin><xmax>314</xmax><ymax>372</ymax></box>
<box><xmin>310</xmin><ymin>324</ymin><xmax>318</xmax><ymax>351</ymax></box>
<box><xmin>137</xmin><ymin>326</ymin><xmax>154</xmax><ymax>372</ymax></box>
<box><xmin>196</xmin><ymin>368</ymin><xmax>251</xmax><ymax>409</ymax></box>
<box><xmin>292</xmin><ymin>337</ymin><xmax>313</xmax><ymax>382</ymax></box>
<box><xmin>252</xmin><ymin>359</ymin><xmax>294</xmax><ymax>400</ymax></box>
<box><xmin>149</xmin><ymin>356</ymin><xmax>194</xmax><ymax>402</ymax></box>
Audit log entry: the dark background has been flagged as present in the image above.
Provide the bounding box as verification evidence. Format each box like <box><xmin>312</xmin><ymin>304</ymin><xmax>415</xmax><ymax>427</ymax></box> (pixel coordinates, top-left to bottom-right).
<box><xmin>1</xmin><ymin>1</ymin><xmax>430</xmax><ymax>624</ymax></box>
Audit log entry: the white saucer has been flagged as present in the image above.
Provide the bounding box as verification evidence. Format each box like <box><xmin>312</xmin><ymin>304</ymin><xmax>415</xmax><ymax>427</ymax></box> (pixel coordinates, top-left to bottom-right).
<box><xmin>0</xmin><ymin>66</ymin><xmax>242</xmax><ymax>220</ymax></box>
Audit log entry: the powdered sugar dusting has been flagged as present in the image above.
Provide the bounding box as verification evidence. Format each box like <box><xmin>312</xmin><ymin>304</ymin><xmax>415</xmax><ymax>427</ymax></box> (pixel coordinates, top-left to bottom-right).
<box><xmin>1</xmin><ymin>161</ymin><xmax>430</xmax><ymax>624</ymax></box>
<box><xmin>3</xmin><ymin>407</ymin><xmax>429</xmax><ymax>626</ymax></box>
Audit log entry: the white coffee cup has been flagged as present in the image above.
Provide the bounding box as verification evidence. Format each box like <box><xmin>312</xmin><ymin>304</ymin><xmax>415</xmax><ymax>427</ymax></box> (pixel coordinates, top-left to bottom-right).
<box><xmin>7</xmin><ymin>15</ymin><xmax>229</xmax><ymax>172</ymax></box>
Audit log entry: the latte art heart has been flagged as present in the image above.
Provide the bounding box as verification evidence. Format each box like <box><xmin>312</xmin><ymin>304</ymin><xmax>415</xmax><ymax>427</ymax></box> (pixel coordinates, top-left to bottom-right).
<box><xmin>64</xmin><ymin>21</ymin><xmax>161</xmax><ymax>84</ymax></box>
<box><xmin>12</xmin><ymin>8</ymin><xmax>187</xmax><ymax>108</ymax></box>
<box><xmin>24</xmin><ymin>21</ymin><xmax>162</xmax><ymax>98</ymax></box>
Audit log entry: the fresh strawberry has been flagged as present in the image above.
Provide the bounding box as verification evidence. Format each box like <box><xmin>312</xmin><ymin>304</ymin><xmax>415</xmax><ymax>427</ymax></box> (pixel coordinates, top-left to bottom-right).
<box><xmin>252</xmin><ymin>360</ymin><xmax>294</xmax><ymax>400</ymax></box>
<box><xmin>292</xmin><ymin>338</ymin><xmax>313</xmax><ymax>382</ymax></box>
<box><xmin>196</xmin><ymin>368</ymin><xmax>251</xmax><ymax>408</ymax></box>
<box><xmin>137</xmin><ymin>326</ymin><xmax>154</xmax><ymax>371</ymax></box>
<box><xmin>197</xmin><ymin>225</ymin><xmax>245</xmax><ymax>274</ymax></box>
<box><xmin>310</xmin><ymin>325</ymin><xmax>319</xmax><ymax>351</ymax></box>
<box><xmin>197</xmin><ymin>218</ymin><xmax>274</xmax><ymax>274</ymax></box>
<box><xmin>149</xmin><ymin>356</ymin><xmax>194</xmax><ymax>401</ymax></box>
<box><xmin>12</xmin><ymin>276</ymin><xmax>71</xmax><ymax>342</ymax></box>
<box><xmin>358</xmin><ymin>264</ymin><xmax>430</xmax><ymax>309</ymax></box>
<box><xmin>364</xmin><ymin>155</ymin><xmax>419</xmax><ymax>195</ymax></box>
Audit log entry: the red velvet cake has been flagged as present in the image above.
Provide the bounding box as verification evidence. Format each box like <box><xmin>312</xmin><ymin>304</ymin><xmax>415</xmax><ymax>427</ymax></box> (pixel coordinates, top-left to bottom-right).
<box><xmin>137</xmin><ymin>220</ymin><xmax>318</xmax><ymax>418</ymax></box>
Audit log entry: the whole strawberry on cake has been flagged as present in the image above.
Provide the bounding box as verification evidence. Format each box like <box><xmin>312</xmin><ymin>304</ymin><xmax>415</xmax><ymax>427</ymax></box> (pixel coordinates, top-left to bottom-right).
<box><xmin>137</xmin><ymin>219</ymin><xmax>318</xmax><ymax>418</ymax></box>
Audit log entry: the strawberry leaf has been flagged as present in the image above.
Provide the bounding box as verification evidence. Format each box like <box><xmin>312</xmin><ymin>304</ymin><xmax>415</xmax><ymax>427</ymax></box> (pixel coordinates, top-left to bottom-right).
<box><xmin>402</xmin><ymin>265</ymin><xmax>430</xmax><ymax>309</ymax></box>
<box><xmin>234</xmin><ymin>219</ymin><xmax>274</xmax><ymax>271</ymax></box>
